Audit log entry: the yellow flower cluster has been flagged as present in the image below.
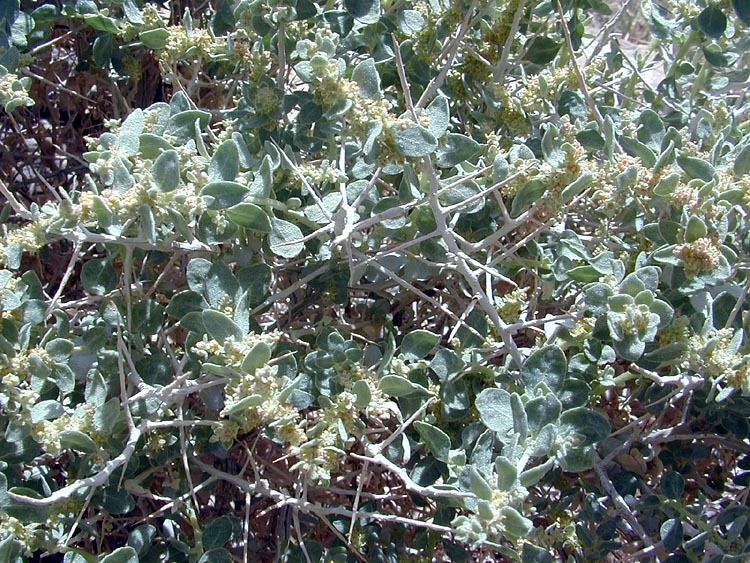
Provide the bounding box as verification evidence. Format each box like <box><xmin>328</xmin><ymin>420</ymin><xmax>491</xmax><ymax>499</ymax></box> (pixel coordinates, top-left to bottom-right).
<box><xmin>590</xmin><ymin>154</ymin><xmax>656</xmax><ymax>213</ymax></box>
<box><xmin>78</xmin><ymin>185</ymin><xmax>149</xmax><ymax>224</ymax></box>
<box><xmin>0</xmin><ymin>202</ymin><xmax>60</xmax><ymax>265</ymax></box>
<box><xmin>0</xmin><ymin>348</ymin><xmax>52</xmax><ymax>429</ymax></box>
<box><xmin>669</xmin><ymin>183</ymin><xmax>700</xmax><ymax>209</ymax></box>
<box><xmin>0</xmin><ymin>514</ymin><xmax>45</xmax><ymax>555</ymax></box>
<box><xmin>491</xmin><ymin>86</ymin><xmax>530</xmax><ymax>136</ymax></box>
<box><xmin>683</xmin><ymin>328</ymin><xmax>750</xmax><ymax>392</ymax></box>
<box><xmin>193</xmin><ymin>332</ymin><xmax>291</xmax><ymax>441</ymax></box>
<box><xmin>0</xmin><ymin>70</ymin><xmax>34</xmax><ymax>111</ymax></box>
<box><xmin>33</xmin><ymin>403</ymin><xmax>106</xmax><ymax>457</ymax></box>
<box><xmin>302</xmin><ymin>53</ymin><xmax>416</xmax><ymax>163</ymax></box>
<box><xmin>282</xmin><ymin>364</ymin><xmax>391</xmax><ymax>483</ymax></box>
<box><xmin>657</xmin><ymin>315</ymin><xmax>691</xmax><ymax>347</ymax></box>
<box><xmin>494</xmin><ymin>287</ymin><xmax>528</xmax><ymax>323</ymax></box>
<box><xmin>452</xmin><ymin>483</ymin><xmax>530</xmax><ymax>545</ymax></box>
<box><xmin>519</xmin><ymin>67</ymin><xmax>578</xmax><ymax>113</ymax></box>
<box><xmin>296</xmin><ymin>161</ymin><xmax>347</xmax><ymax>188</ymax></box>
<box><xmin>159</xmin><ymin>26</ymin><xmax>224</xmax><ymax>64</ymax></box>
<box><xmin>199</xmin><ymin>330</ymin><xmax>391</xmax><ymax>482</ymax></box>
<box><xmin>674</xmin><ymin>237</ymin><xmax>722</xmax><ymax>276</ymax></box>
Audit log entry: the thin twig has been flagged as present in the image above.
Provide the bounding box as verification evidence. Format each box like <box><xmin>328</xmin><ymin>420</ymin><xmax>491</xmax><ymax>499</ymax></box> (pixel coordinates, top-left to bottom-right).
<box><xmin>0</xmin><ymin>178</ymin><xmax>33</xmax><ymax>219</ymax></box>
<box><xmin>7</xmin><ymin>424</ymin><xmax>143</xmax><ymax>506</ymax></box>
<box><xmin>416</xmin><ymin>0</ymin><xmax>480</xmax><ymax>109</ymax></box>
<box><xmin>555</xmin><ymin>0</ymin><xmax>605</xmax><ymax>129</ymax></box>
<box><xmin>493</xmin><ymin>0</ymin><xmax>527</xmax><ymax>84</ymax></box>
<box><xmin>45</xmin><ymin>240</ymin><xmax>83</xmax><ymax>317</ymax></box>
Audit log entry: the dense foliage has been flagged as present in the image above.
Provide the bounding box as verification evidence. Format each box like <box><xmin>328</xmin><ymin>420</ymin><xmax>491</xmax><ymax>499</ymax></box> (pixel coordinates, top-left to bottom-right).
<box><xmin>2</xmin><ymin>0</ymin><xmax>750</xmax><ymax>561</ymax></box>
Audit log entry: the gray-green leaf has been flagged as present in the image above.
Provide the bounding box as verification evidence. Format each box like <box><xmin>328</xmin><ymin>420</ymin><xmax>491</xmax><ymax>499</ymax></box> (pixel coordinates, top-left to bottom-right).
<box><xmin>351</xmin><ymin>58</ymin><xmax>381</xmax><ymax>100</ymax></box>
<box><xmin>475</xmin><ymin>388</ymin><xmax>514</xmax><ymax>438</ymax></box>
<box><xmin>395</xmin><ymin>126</ymin><xmax>438</xmax><ymax>158</ymax></box>
<box><xmin>401</xmin><ymin>330</ymin><xmax>439</xmax><ymax>361</ymax></box>
<box><xmin>153</xmin><ymin>149</ymin><xmax>180</xmax><ymax>192</ymax></box>
<box><xmin>209</xmin><ymin>140</ymin><xmax>240</xmax><ymax>182</ymax></box>
<box><xmin>414</xmin><ymin>421</ymin><xmax>450</xmax><ymax>462</ymax></box>
<box><xmin>202</xmin><ymin>310</ymin><xmax>243</xmax><ymax>341</ymax></box>
<box><xmin>81</xmin><ymin>258</ymin><xmax>118</xmax><ymax>296</ymax></box>
<box><xmin>269</xmin><ymin>218</ymin><xmax>304</xmax><ymax>258</ymax></box>
<box><xmin>201</xmin><ymin>181</ymin><xmax>250</xmax><ymax>210</ymax></box>
<box><xmin>521</xmin><ymin>346</ymin><xmax>567</xmax><ymax>393</ymax></box>
<box><xmin>226</xmin><ymin>203</ymin><xmax>271</xmax><ymax>232</ymax></box>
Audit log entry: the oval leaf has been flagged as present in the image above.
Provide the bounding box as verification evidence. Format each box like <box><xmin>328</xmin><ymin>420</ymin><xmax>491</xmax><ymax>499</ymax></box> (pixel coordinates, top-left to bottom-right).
<box><xmin>153</xmin><ymin>149</ymin><xmax>180</xmax><ymax>192</ymax></box>
<box><xmin>475</xmin><ymin>388</ymin><xmax>514</xmax><ymax>438</ymax></box>
<box><xmin>201</xmin><ymin>181</ymin><xmax>249</xmax><ymax>210</ymax></box>
<box><xmin>414</xmin><ymin>421</ymin><xmax>450</xmax><ymax>462</ymax></box>
<box><xmin>202</xmin><ymin>310</ymin><xmax>243</xmax><ymax>341</ymax></box>
<box><xmin>59</xmin><ymin>430</ymin><xmax>99</xmax><ymax>453</ymax></box>
<box><xmin>697</xmin><ymin>6</ymin><xmax>727</xmax><ymax>38</ymax></box>
<box><xmin>226</xmin><ymin>202</ymin><xmax>271</xmax><ymax>232</ymax></box>
<box><xmin>395</xmin><ymin>126</ymin><xmax>438</xmax><ymax>158</ymax></box>
<box><xmin>401</xmin><ymin>329</ymin><xmax>439</xmax><ymax>361</ymax></box>
<box><xmin>269</xmin><ymin>218</ymin><xmax>304</xmax><ymax>258</ymax></box>
<box><xmin>521</xmin><ymin>346</ymin><xmax>567</xmax><ymax>393</ymax></box>
<box><xmin>209</xmin><ymin>140</ymin><xmax>240</xmax><ymax>182</ymax></box>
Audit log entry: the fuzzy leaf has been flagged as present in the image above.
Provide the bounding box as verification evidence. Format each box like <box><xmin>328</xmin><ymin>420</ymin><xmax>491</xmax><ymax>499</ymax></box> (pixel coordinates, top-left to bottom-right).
<box><xmin>734</xmin><ymin>0</ymin><xmax>750</xmax><ymax>24</ymax></box>
<box><xmin>152</xmin><ymin>149</ymin><xmax>180</xmax><ymax>192</ymax></box>
<box><xmin>241</xmin><ymin>341</ymin><xmax>272</xmax><ymax>374</ymax></box>
<box><xmin>475</xmin><ymin>388</ymin><xmax>514</xmax><ymax>438</ymax></box>
<box><xmin>677</xmin><ymin>155</ymin><xmax>715</xmax><ymax>181</ymax></box>
<box><xmin>198</xmin><ymin>549</ymin><xmax>233</xmax><ymax>563</ymax></box>
<box><xmin>269</xmin><ymin>218</ymin><xmax>304</xmax><ymax>258</ymax></box>
<box><xmin>559</xmin><ymin>407</ymin><xmax>610</xmax><ymax>447</ymax></box>
<box><xmin>395</xmin><ymin>126</ymin><xmax>438</xmax><ymax>158</ymax></box>
<box><xmin>500</xmin><ymin>506</ymin><xmax>533</xmax><ymax>538</ymax></box>
<box><xmin>140</xmin><ymin>28</ymin><xmax>169</xmax><ymax>49</ymax></box>
<box><xmin>167</xmin><ymin>110</ymin><xmax>211</xmax><ymax>142</ymax></box>
<box><xmin>81</xmin><ymin>258</ymin><xmax>118</xmax><ymax>296</ymax></box>
<box><xmin>685</xmin><ymin>215</ymin><xmax>708</xmax><ymax>242</ymax></box>
<box><xmin>525</xmin><ymin>394</ymin><xmax>562</xmax><ymax>433</ymax></box>
<box><xmin>115</xmin><ymin>110</ymin><xmax>144</xmax><ymax>156</ymax></box>
<box><xmin>541</xmin><ymin>125</ymin><xmax>565</xmax><ymax>167</ymax></box>
<box><xmin>523</xmin><ymin>36</ymin><xmax>560</xmax><ymax>65</ymax></box>
<box><xmin>401</xmin><ymin>330</ymin><xmax>439</xmax><ymax>361</ymax></box>
<box><xmin>351</xmin><ymin>58</ymin><xmax>381</xmax><ymax>100</ymax></box>
<box><xmin>661</xmin><ymin>471</ymin><xmax>685</xmax><ymax>500</ymax></box>
<box><xmin>379</xmin><ymin>374</ymin><xmax>431</xmax><ymax>396</ymax></box>
<box><xmin>697</xmin><ymin>6</ymin><xmax>727</xmax><ymax>38</ymax></box>
<box><xmin>226</xmin><ymin>203</ymin><xmax>271</xmax><ymax>232</ymax></box>
<box><xmin>522</xmin><ymin>543</ymin><xmax>553</xmax><ymax>563</ymax></box>
<box><xmin>521</xmin><ymin>346</ymin><xmax>567</xmax><ymax>393</ymax></box>
<box><xmin>464</xmin><ymin>465</ymin><xmax>493</xmax><ymax>500</ymax></box>
<box><xmin>414</xmin><ymin>421</ymin><xmax>451</xmax><ymax>462</ymax></box>
<box><xmin>735</xmin><ymin>145</ymin><xmax>750</xmax><ymax>176</ymax></box>
<box><xmin>100</xmin><ymin>547</ymin><xmax>138</xmax><ymax>563</ymax></box>
<box><xmin>30</xmin><ymin>400</ymin><xmax>66</xmax><ymax>423</ymax></box>
<box><xmin>203</xmin><ymin>516</ymin><xmax>233</xmax><ymax>550</ymax></box>
<box><xmin>431</xmin><ymin>349</ymin><xmax>465</xmax><ymax>381</ymax></box>
<box><xmin>511</xmin><ymin>179</ymin><xmax>547</xmax><ymax>217</ymax></box>
<box><xmin>426</xmin><ymin>94</ymin><xmax>450</xmax><ymax>139</ymax></box>
<box><xmin>436</xmin><ymin>133</ymin><xmax>482</xmax><ymax>168</ymax></box>
<box><xmin>345</xmin><ymin>0</ymin><xmax>381</xmax><ymax>23</ymax></box>
<box><xmin>209</xmin><ymin>140</ymin><xmax>240</xmax><ymax>182</ymax></box>
<box><xmin>495</xmin><ymin>456</ymin><xmax>517</xmax><ymax>490</ymax></box>
<box><xmin>202</xmin><ymin>310</ymin><xmax>243</xmax><ymax>341</ymax></box>
<box><xmin>557</xmin><ymin>90</ymin><xmax>587</xmax><ymax>122</ymax></box>
<box><xmin>59</xmin><ymin>430</ymin><xmax>99</xmax><ymax>453</ymax></box>
<box><xmin>660</xmin><ymin>518</ymin><xmax>683</xmax><ymax>551</ymax></box>
<box><xmin>201</xmin><ymin>181</ymin><xmax>249</xmax><ymax>210</ymax></box>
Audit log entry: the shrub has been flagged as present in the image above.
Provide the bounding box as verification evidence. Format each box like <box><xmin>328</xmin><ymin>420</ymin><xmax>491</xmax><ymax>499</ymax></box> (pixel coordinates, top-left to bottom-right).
<box><xmin>1</xmin><ymin>0</ymin><xmax>750</xmax><ymax>561</ymax></box>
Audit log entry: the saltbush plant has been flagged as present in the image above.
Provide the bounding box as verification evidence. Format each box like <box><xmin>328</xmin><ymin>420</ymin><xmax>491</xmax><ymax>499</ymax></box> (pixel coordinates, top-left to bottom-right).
<box><xmin>1</xmin><ymin>0</ymin><xmax>750</xmax><ymax>561</ymax></box>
